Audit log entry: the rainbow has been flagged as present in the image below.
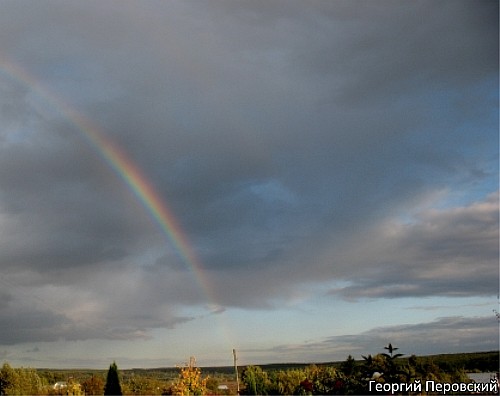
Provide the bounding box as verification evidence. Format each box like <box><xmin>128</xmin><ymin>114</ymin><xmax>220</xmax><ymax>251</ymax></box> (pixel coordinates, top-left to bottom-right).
<box><xmin>0</xmin><ymin>58</ymin><xmax>222</xmax><ymax>313</ymax></box>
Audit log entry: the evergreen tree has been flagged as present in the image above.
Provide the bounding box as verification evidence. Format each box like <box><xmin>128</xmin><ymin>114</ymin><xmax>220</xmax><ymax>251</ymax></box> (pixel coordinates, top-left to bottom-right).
<box><xmin>340</xmin><ymin>355</ymin><xmax>357</xmax><ymax>377</ymax></box>
<box><xmin>104</xmin><ymin>361</ymin><xmax>122</xmax><ymax>396</ymax></box>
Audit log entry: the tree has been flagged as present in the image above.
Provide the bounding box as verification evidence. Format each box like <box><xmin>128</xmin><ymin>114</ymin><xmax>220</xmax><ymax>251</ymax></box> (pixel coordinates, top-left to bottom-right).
<box><xmin>0</xmin><ymin>363</ymin><xmax>42</xmax><ymax>396</ymax></box>
<box><xmin>0</xmin><ymin>363</ymin><xmax>16</xmax><ymax>395</ymax></box>
<box><xmin>171</xmin><ymin>357</ymin><xmax>208</xmax><ymax>396</ymax></box>
<box><xmin>340</xmin><ymin>355</ymin><xmax>357</xmax><ymax>377</ymax></box>
<box><xmin>104</xmin><ymin>361</ymin><xmax>122</xmax><ymax>396</ymax></box>
<box><xmin>303</xmin><ymin>365</ymin><xmax>345</xmax><ymax>395</ymax></box>
<box><xmin>66</xmin><ymin>377</ymin><xmax>83</xmax><ymax>396</ymax></box>
<box><xmin>82</xmin><ymin>374</ymin><xmax>104</xmax><ymax>395</ymax></box>
<box><xmin>380</xmin><ymin>343</ymin><xmax>406</xmax><ymax>383</ymax></box>
<box><xmin>268</xmin><ymin>369</ymin><xmax>306</xmax><ymax>395</ymax></box>
<box><xmin>205</xmin><ymin>377</ymin><xmax>220</xmax><ymax>394</ymax></box>
<box><xmin>241</xmin><ymin>366</ymin><xmax>270</xmax><ymax>395</ymax></box>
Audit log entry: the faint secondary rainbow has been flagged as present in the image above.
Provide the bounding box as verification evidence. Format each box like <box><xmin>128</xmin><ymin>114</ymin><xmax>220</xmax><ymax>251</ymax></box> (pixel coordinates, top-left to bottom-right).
<box><xmin>0</xmin><ymin>57</ymin><xmax>224</xmax><ymax>315</ymax></box>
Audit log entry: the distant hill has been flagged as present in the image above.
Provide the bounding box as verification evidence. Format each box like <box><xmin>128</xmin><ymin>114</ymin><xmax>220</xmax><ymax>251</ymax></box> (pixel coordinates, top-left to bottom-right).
<box><xmin>36</xmin><ymin>350</ymin><xmax>499</xmax><ymax>377</ymax></box>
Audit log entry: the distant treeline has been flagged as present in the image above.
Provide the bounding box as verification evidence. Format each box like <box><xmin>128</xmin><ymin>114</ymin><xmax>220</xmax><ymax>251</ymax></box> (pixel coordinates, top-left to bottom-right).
<box><xmin>207</xmin><ymin>350</ymin><xmax>500</xmax><ymax>375</ymax></box>
<box><xmin>412</xmin><ymin>351</ymin><xmax>499</xmax><ymax>373</ymax></box>
<box><xmin>35</xmin><ymin>350</ymin><xmax>499</xmax><ymax>377</ymax></box>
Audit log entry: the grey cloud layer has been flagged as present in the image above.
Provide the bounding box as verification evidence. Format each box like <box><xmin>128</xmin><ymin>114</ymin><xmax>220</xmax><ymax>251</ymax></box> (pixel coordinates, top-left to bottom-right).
<box><xmin>328</xmin><ymin>192</ymin><xmax>499</xmax><ymax>300</ymax></box>
<box><xmin>258</xmin><ymin>316</ymin><xmax>499</xmax><ymax>363</ymax></box>
<box><xmin>0</xmin><ymin>0</ymin><xmax>497</xmax><ymax>344</ymax></box>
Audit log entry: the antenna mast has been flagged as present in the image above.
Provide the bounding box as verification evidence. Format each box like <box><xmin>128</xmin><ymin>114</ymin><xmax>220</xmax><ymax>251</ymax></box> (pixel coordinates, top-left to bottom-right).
<box><xmin>233</xmin><ymin>349</ymin><xmax>240</xmax><ymax>395</ymax></box>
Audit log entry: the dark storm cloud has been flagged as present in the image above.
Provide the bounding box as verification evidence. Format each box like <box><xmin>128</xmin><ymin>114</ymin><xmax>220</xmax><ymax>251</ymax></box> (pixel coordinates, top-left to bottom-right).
<box><xmin>0</xmin><ymin>306</ymin><xmax>191</xmax><ymax>345</ymax></box>
<box><xmin>0</xmin><ymin>133</ymin><xmax>157</xmax><ymax>274</ymax></box>
<box><xmin>0</xmin><ymin>306</ymin><xmax>74</xmax><ymax>345</ymax></box>
<box><xmin>0</xmin><ymin>0</ymin><xmax>497</xmax><ymax>344</ymax></box>
<box><xmin>0</xmin><ymin>271</ymin><xmax>197</xmax><ymax>344</ymax></box>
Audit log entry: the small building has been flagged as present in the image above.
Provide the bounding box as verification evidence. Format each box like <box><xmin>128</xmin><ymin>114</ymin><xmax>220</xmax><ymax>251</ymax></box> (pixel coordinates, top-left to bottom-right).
<box><xmin>53</xmin><ymin>381</ymin><xmax>68</xmax><ymax>390</ymax></box>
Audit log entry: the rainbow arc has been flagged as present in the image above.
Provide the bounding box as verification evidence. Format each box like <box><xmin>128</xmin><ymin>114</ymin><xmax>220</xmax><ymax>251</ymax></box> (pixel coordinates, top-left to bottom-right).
<box><xmin>0</xmin><ymin>58</ymin><xmax>229</xmax><ymax>331</ymax></box>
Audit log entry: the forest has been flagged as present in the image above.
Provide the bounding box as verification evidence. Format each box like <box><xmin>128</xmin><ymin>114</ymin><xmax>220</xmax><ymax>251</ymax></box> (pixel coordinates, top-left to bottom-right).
<box><xmin>0</xmin><ymin>349</ymin><xmax>498</xmax><ymax>395</ymax></box>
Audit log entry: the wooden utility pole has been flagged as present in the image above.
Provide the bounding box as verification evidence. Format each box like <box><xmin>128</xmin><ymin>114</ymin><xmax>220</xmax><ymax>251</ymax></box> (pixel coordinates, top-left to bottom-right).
<box><xmin>233</xmin><ymin>349</ymin><xmax>240</xmax><ymax>395</ymax></box>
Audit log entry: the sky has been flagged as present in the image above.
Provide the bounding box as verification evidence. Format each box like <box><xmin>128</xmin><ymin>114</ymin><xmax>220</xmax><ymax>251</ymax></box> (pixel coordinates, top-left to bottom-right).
<box><xmin>0</xmin><ymin>0</ymin><xmax>498</xmax><ymax>369</ymax></box>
